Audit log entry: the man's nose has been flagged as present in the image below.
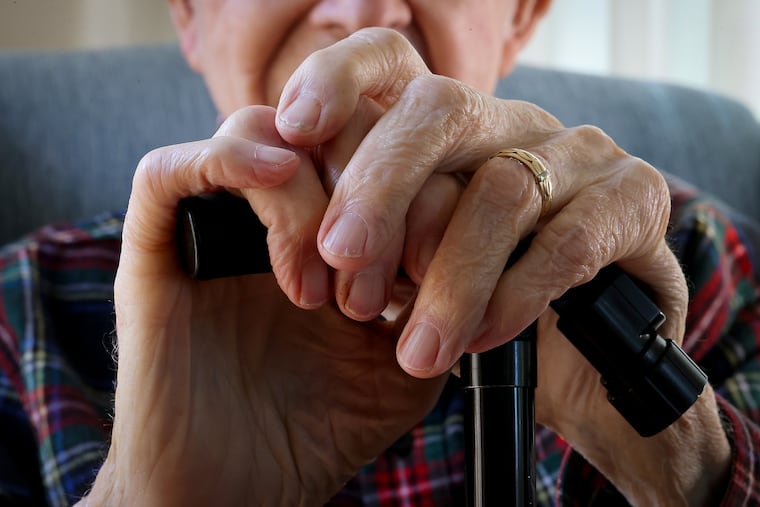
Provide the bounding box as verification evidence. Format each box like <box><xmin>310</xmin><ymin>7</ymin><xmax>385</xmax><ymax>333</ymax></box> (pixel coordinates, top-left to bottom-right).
<box><xmin>309</xmin><ymin>0</ymin><xmax>413</xmax><ymax>33</ymax></box>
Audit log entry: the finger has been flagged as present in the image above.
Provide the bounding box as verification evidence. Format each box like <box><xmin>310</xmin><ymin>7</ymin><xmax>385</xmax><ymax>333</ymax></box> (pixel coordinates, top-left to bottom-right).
<box><xmin>334</xmin><ymin>223</ymin><xmax>405</xmax><ymax>321</ymax></box>
<box><xmin>208</xmin><ymin>105</ymin><xmax>305</xmax><ymax>194</ymax></box>
<box><xmin>402</xmin><ymin>173</ymin><xmax>464</xmax><ymax>284</ymax></box>
<box><xmin>332</xmin><ymin>173</ymin><xmax>461</xmax><ymax>322</ymax></box>
<box><xmin>316</xmin><ymin>82</ymin><xmax>561</xmax><ymax>274</ymax></box>
<box><xmin>239</xmin><ymin>164</ymin><xmax>331</xmax><ymax>310</ymax></box>
<box><xmin>276</xmin><ymin>27</ymin><xmax>430</xmax><ymax>145</ymax></box>
<box><xmin>331</xmin><ymin>172</ymin><xmax>462</xmax><ymax>321</ymax></box>
<box><xmin>215</xmin><ymin>106</ymin><xmax>331</xmax><ymax>309</ymax></box>
<box><xmin>394</xmin><ymin>126</ymin><xmax>677</xmax><ymax>377</ymax></box>
<box><xmin>217</xmin><ymin>106</ymin><xmax>333</xmax><ymax>308</ymax></box>
<box><xmin>314</xmin><ymin>97</ymin><xmax>395</xmax><ymax>319</ymax></box>
<box><xmin>394</xmin><ymin>155</ymin><xmax>545</xmax><ymax>377</ymax></box>
<box><xmin>214</xmin><ymin>105</ymin><xmax>286</xmax><ymax>141</ymax></box>
<box><xmin>277</xmin><ymin>26</ymin><xmax>559</xmax><ymax>276</ymax></box>
<box><xmin>126</xmin><ymin>107</ymin><xmax>332</xmax><ymax>310</ymax></box>
<box><xmin>124</xmin><ymin>135</ymin><xmax>299</xmax><ymax>273</ymax></box>
<box><xmin>474</xmin><ymin>157</ymin><xmax>675</xmax><ymax>352</ymax></box>
<box><xmin>313</xmin><ymin>96</ymin><xmax>385</xmax><ymax>196</ymax></box>
<box><xmin>217</xmin><ymin>107</ymin><xmax>332</xmax><ymax>308</ymax></box>
<box><xmin>314</xmin><ymin>74</ymin><xmax>473</xmax><ymax>273</ymax></box>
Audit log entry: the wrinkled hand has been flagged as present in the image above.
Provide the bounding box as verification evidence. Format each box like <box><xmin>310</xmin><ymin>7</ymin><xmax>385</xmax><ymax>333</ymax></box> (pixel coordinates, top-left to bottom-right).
<box><xmin>273</xmin><ymin>28</ymin><xmax>729</xmax><ymax>505</ymax></box>
<box><xmin>273</xmin><ymin>27</ymin><xmax>684</xmax><ymax>423</ymax></box>
<box><xmin>86</xmin><ymin>106</ymin><xmax>446</xmax><ymax>506</ymax></box>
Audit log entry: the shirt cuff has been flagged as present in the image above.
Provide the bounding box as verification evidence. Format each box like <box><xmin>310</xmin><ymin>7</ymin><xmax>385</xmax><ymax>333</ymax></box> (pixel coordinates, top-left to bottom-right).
<box><xmin>714</xmin><ymin>394</ymin><xmax>760</xmax><ymax>506</ymax></box>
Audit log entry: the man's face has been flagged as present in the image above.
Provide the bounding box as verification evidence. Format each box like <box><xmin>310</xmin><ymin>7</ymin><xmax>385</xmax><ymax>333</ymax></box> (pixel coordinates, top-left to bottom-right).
<box><xmin>175</xmin><ymin>0</ymin><xmax>523</xmax><ymax>116</ymax></box>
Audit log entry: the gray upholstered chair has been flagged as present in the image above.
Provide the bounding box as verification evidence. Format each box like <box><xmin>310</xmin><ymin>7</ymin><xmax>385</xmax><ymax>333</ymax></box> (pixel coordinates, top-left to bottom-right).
<box><xmin>1</xmin><ymin>44</ymin><xmax>759</xmax><ymax>245</ymax></box>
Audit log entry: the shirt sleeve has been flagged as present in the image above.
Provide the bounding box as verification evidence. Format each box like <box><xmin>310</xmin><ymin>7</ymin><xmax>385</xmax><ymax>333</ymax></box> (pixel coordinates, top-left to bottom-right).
<box><xmin>0</xmin><ymin>215</ymin><xmax>123</xmax><ymax>507</ymax></box>
<box><xmin>0</xmin><ymin>320</ymin><xmax>48</xmax><ymax>505</ymax></box>
<box><xmin>669</xmin><ymin>178</ymin><xmax>760</xmax><ymax>506</ymax></box>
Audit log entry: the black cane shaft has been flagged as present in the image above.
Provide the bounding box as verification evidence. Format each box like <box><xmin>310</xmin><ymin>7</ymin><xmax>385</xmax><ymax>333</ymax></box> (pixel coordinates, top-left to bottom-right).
<box><xmin>462</xmin><ymin>330</ymin><xmax>537</xmax><ymax>507</ymax></box>
<box><xmin>463</xmin><ymin>386</ymin><xmax>535</xmax><ymax>506</ymax></box>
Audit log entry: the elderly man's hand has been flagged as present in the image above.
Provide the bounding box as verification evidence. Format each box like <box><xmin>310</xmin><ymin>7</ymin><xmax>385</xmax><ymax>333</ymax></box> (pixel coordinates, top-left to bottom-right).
<box><xmin>273</xmin><ymin>27</ymin><xmax>730</xmax><ymax>506</ymax></box>
<box><xmin>81</xmin><ymin>106</ymin><xmax>446</xmax><ymax>505</ymax></box>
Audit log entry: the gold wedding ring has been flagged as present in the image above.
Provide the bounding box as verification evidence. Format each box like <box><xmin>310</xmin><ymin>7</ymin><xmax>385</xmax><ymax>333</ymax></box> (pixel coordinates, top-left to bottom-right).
<box><xmin>489</xmin><ymin>148</ymin><xmax>553</xmax><ymax>218</ymax></box>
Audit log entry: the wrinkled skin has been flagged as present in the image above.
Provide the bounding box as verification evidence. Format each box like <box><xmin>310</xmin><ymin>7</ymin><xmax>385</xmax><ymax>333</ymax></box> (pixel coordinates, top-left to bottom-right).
<box><xmin>80</xmin><ymin>6</ymin><xmax>731</xmax><ymax>507</ymax></box>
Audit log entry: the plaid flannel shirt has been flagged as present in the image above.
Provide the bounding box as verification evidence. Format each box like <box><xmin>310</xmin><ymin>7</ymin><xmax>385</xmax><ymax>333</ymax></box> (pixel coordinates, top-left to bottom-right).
<box><xmin>1</xmin><ymin>177</ymin><xmax>758</xmax><ymax>506</ymax></box>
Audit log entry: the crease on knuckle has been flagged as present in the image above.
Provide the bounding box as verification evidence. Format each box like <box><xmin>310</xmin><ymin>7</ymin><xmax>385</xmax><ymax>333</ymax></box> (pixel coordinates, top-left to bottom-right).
<box><xmin>532</xmin><ymin>223</ymin><xmax>606</xmax><ymax>294</ymax></box>
<box><xmin>617</xmin><ymin>158</ymin><xmax>672</xmax><ymax>248</ymax></box>
<box><xmin>133</xmin><ymin>146</ymin><xmax>178</xmax><ymax>201</ymax></box>
<box><xmin>350</xmin><ymin>28</ymin><xmax>427</xmax><ymax>101</ymax></box>
<box><xmin>351</xmin><ymin>26</ymin><xmax>407</xmax><ymax>48</ymax></box>
<box><xmin>401</xmin><ymin>75</ymin><xmax>480</xmax><ymax>158</ymax></box>
<box><xmin>135</xmin><ymin>138</ymin><xmax>241</xmax><ymax>203</ymax></box>
<box><xmin>641</xmin><ymin>162</ymin><xmax>672</xmax><ymax>236</ymax></box>
<box><xmin>547</xmin><ymin>124</ymin><xmax>626</xmax><ymax>179</ymax></box>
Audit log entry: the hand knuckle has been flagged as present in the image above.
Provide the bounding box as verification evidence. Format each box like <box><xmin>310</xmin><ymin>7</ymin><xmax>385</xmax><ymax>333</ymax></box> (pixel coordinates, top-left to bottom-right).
<box><xmin>134</xmin><ymin>146</ymin><xmax>174</xmax><ymax>194</ymax></box>
<box><xmin>635</xmin><ymin>160</ymin><xmax>672</xmax><ymax>236</ymax></box>
<box><xmin>352</xmin><ymin>26</ymin><xmax>407</xmax><ymax>49</ymax></box>
<box><xmin>534</xmin><ymin>224</ymin><xmax>606</xmax><ymax>289</ymax></box>
<box><xmin>570</xmin><ymin>124</ymin><xmax>625</xmax><ymax>159</ymax></box>
<box><xmin>405</xmin><ymin>75</ymin><xmax>482</xmax><ymax>143</ymax></box>
<box><xmin>405</xmin><ymin>74</ymin><xmax>459</xmax><ymax>105</ymax></box>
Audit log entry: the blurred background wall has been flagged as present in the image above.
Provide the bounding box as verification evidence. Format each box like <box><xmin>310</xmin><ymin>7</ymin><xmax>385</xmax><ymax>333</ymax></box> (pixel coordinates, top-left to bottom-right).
<box><xmin>0</xmin><ymin>0</ymin><xmax>175</xmax><ymax>50</ymax></box>
<box><xmin>0</xmin><ymin>0</ymin><xmax>757</xmax><ymax>117</ymax></box>
<box><xmin>522</xmin><ymin>0</ymin><xmax>760</xmax><ymax>118</ymax></box>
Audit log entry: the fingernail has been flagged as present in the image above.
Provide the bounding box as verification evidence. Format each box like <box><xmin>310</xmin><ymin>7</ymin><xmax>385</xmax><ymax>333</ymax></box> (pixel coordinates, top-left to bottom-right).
<box><xmin>300</xmin><ymin>255</ymin><xmax>329</xmax><ymax>308</ymax></box>
<box><xmin>254</xmin><ymin>145</ymin><xmax>298</xmax><ymax>167</ymax></box>
<box><xmin>322</xmin><ymin>212</ymin><xmax>368</xmax><ymax>258</ymax></box>
<box><xmin>279</xmin><ymin>93</ymin><xmax>322</xmax><ymax>132</ymax></box>
<box><xmin>345</xmin><ymin>271</ymin><xmax>387</xmax><ymax>320</ymax></box>
<box><xmin>398</xmin><ymin>322</ymin><xmax>440</xmax><ymax>372</ymax></box>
